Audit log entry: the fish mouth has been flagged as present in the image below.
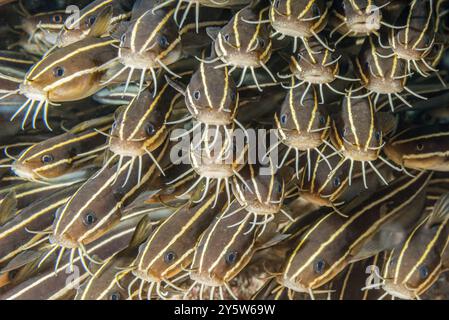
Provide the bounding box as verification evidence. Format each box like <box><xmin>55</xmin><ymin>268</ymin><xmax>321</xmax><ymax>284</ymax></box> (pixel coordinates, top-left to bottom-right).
<box><xmin>49</xmin><ymin>233</ymin><xmax>79</xmax><ymax>249</ymax></box>
<box><xmin>282</xmin><ymin>133</ymin><xmax>324</xmax><ymax>151</ymax></box>
<box><xmin>19</xmin><ymin>82</ymin><xmax>47</xmax><ymax>102</ymax></box>
<box><xmin>347</xmin><ymin>15</ymin><xmax>381</xmax><ymax>34</ymax></box>
<box><xmin>366</xmin><ymin>77</ymin><xmax>404</xmax><ymax>94</ymax></box>
<box><xmin>193</xmin><ymin>165</ymin><xmax>235</xmax><ymax>179</ymax></box>
<box><xmin>119</xmin><ymin>49</ymin><xmax>158</xmax><ymax>69</ymax></box>
<box><xmin>300</xmin><ymin>68</ymin><xmax>335</xmax><ymax>84</ymax></box>
<box><xmin>190</xmin><ymin>272</ymin><xmax>224</xmax><ymax>287</ymax></box>
<box><xmin>109</xmin><ymin>138</ymin><xmax>146</xmax><ymax>157</ymax></box>
<box><xmin>132</xmin><ymin>269</ymin><xmax>161</xmax><ymax>283</ymax></box>
<box><xmin>280</xmin><ymin>276</ymin><xmax>308</xmax><ymax>294</ymax></box>
<box><xmin>383</xmin><ymin>281</ymin><xmax>416</xmax><ymax>300</ymax></box>
<box><xmin>342</xmin><ymin>145</ymin><xmax>379</xmax><ymax>162</ymax></box>
<box><xmin>11</xmin><ymin>162</ymin><xmax>37</xmax><ymax>180</ymax></box>
<box><xmin>271</xmin><ymin>19</ymin><xmax>315</xmax><ymax>38</ymax></box>
<box><xmin>301</xmin><ymin>193</ymin><xmax>332</xmax><ymax>207</ymax></box>
<box><xmin>191</xmin><ymin>110</ymin><xmax>233</xmax><ymax>126</ymax></box>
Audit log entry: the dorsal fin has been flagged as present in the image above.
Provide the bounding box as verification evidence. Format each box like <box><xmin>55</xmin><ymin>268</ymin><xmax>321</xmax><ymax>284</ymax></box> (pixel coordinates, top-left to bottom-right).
<box><xmin>427</xmin><ymin>192</ymin><xmax>449</xmax><ymax>227</ymax></box>
<box><xmin>0</xmin><ymin>190</ymin><xmax>17</xmax><ymax>225</ymax></box>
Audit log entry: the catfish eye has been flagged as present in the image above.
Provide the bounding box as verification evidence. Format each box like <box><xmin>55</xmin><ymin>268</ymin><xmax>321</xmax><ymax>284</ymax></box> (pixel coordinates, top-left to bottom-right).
<box><xmin>375</xmin><ymin>131</ymin><xmax>381</xmax><ymax>141</ymax></box>
<box><xmin>314</xmin><ymin>259</ymin><xmax>326</xmax><ymax>274</ymax></box>
<box><xmin>164</xmin><ymin>251</ymin><xmax>176</xmax><ymax>263</ymax></box>
<box><xmin>224</xmin><ymin>34</ymin><xmax>231</xmax><ymax>42</ymax></box>
<box><xmin>159</xmin><ymin>35</ymin><xmax>169</xmax><ymax>48</ymax></box>
<box><xmin>83</xmin><ymin>212</ymin><xmax>97</xmax><ymax>226</ymax></box>
<box><xmin>419</xmin><ymin>265</ymin><xmax>429</xmax><ymax>279</ymax></box>
<box><xmin>87</xmin><ymin>15</ymin><xmax>96</xmax><ymax>26</ymax></box>
<box><xmin>276</xmin><ymin>182</ymin><xmax>283</xmax><ymax>193</ymax></box>
<box><xmin>53</xmin><ymin>66</ymin><xmax>65</xmax><ymax>77</ymax></box>
<box><xmin>120</xmin><ymin>34</ymin><xmax>126</xmax><ymax>45</ymax></box>
<box><xmin>258</xmin><ymin>37</ymin><xmax>265</xmax><ymax>48</ymax></box>
<box><xmin>146</xmin><ymin>123</ymin><xmax>156</xmax><ymax>136</ymax></box>
<box><xmin>41</xmin><ymin>154</ymin><xmax>54</xmax><ymax>163</ymax></box>
<box><xmin>112</xmin><ymin>121</ymin><xmax>118</xmax><ymax>130</ymax></box>
<box><xmin>110</xmin><ymin>292</ymin><xmax>121</xmax><ymax>300</ymax></box>
<box><xmin>274</xmin><ymin>0</ymin><xmax>280</xmax><ymax>9</ymax></box>
<box><xmin>225</xmin><ymin>251</ymin><xmax>238</xmax><ymax>265</ymax></box>
<box><xmin>333</xmin><ymin>176</ymin><xmax>341</xmax><ymax>187</ymax></box>
<box><xmin>319</xmin><ymin>115</ymin><xmax>326</xmax><ymax>125</ymax></box>
<box><xmin>280</xmin><ymin>114</ymin><xmax>288</xmax><ymax>125</ymax></box>
<box><xmin>52</xmin><ymin>15</ymin><xmax>63</xmax><ymax>23</ymax></box>
<box><xmin>416</xmin><ymin>143</ymin><xmax>424</xmax><ymax>151</ymax></box>
<box><xmin>311</xmin><ymin>3</ymin><xmax>321</xmax><ymax>16</ymax></box>
<box><xmin>193</xmin><ymin>90</ymin><xmax>201</xmax><ymax>100</ymax></box>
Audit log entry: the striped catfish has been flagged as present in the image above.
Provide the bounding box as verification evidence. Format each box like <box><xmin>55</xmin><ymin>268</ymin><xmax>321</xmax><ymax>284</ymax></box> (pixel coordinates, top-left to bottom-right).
<box><xmin>130</xmin><ymin>190</ymin><xmax>228</xmax><ymax>300</ymax></box>
<box><xmin>211</xmin><ymin>1</ymin><xmax>276</xmax><ymax>90</ymax></box>
<box><xmin>252</xmin><ymin>253</ymin><xmax>388</xmax><ymax>300</ymax></box>
<box><xmin>280</xmin><ymin>171</ymin><xmax>432</xmax><ymax>296</ymax></box>
<box><xmin>389</xmin><ymin>0</ymin><xmax>436</xmax><ymax>76</ymax></box>
<box><xmin>11</xmin><ymin>116</ymin><xmax>113</xmax><ymax>182</ymax></box>
<box><xmin>75</xmin><ymin>215</ymin><xmax>156</xmax><ymax>300</ymax></box>
<box><xmin>269</xmin><ymin>0</ymin><xmax>332</xmax><ymax>52</ymax></box>
<box><xmin>354</xmin><ymin>34</ymin><xmax>417</xmax><ymax>112</ymax></box>
<box><xmin>187</xmin><ymin>200</ymin><xmax>273</xmax><ymax>300</ymax></box>
<box><xmin>0</xmin><ymin>216</ymin><xmax>142</xmax><ymax>300</ymax></box>
<box><xmin>330</xmin><ymin>0</ymin><xmax>393</xmax><ymax>43</ymax></box>
<box><xmin>106</xmin><ymin>77</ymin><xmax>184</xmax><ymax>179</ymax></box>
<box><xmin>278</xmin><ymin>39</ymin><xmax>348</xmax><ymax>101</ymax></box>
<box><xmin>47</xmin><ymin>140</ymin><xmax>169</xmax><ymax>271</ymax></box>
<box><xmin>16</xmin><ymin>36</ymin><xmax>119</xmax><ymax>130</ymax></box>
<box><xmin>384</xmin><ymin>124</ymin><xmax>449</xmax><ymax>172</ymax></box>
<box><xmin>231</xmin><ymin>162</ymin><xmax>293</xmax><ymax>226</ymax></box>
<box><xmin>112</xmin><ymin>1</ymin><xmax>225</xmax><ymax>95</ymax></box>
<box><xmin>166</xmin><ymin>57</ymin><xmax>240</xmax><ymax>136</ymax></box>
<box><xmin>56</xmin><ymin>0</ymin><xmax>133</xmax><ymax>47</ymax></box>
<box><xmin>382</xmin><ymin>192</ymin><xmax>449</xmax><ymax>300</ymax></box>
<box><xmin>330</xmin><ymin>88</ymin><xmax>397</xmax><ymax>188</ymax></box>
<box><xmin>0</xmin><ymin>183</ymin><xmax>82</xmax><ymax>265</ymax></box>
<box><xmin>273</xmin><ymin>81</ymin><xmax>331</xmax><ymax>179</ymax></box>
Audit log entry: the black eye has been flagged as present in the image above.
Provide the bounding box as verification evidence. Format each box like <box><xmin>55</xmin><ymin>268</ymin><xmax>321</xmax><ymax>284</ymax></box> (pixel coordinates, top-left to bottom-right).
<box><xmin>52</xmin><ymin>15</ymin><xmax>63</xmax><ymax>23</ymax></box>
<box><xmin>416</xmin><ymin>143</ymin><xmax>424</xmax><ymax>151</ymax></box>
<box><xmin>274</xmin><ymin>0</ymin><xmax>280</xmax><ymax>8</ymax></box>
<box><xmin>277</xmin><ymin>182</ymin><xmax>282</xmax><ymax>193</ymax></box>
<box><xmin>419</xmin><ymin>265</ymin><xmax>429</xmax><ymax>279</ymax></box>
<box><xmin>87</xmin><ymin>15</ymin><xmax>96</xmax><ymax>26</ymax></box>
<box><xmin>226</xmin><ymin>251</ymin><xmax>238</xmax><ymax>265</ymax></box>
<box><xmin>224</xmin><ymin>34</ymin><xmax>231</xmax><ymax>42</ymax></box>
<box><xmin>112</xmin><ymin>121</ymin><xmax>118</xmax><ymax>130</ymax></box>
<box><xmin>259</xmin><ymin>37</ymin><xmax>265</xmax><ymax>48</ymax></box>
<box><xmin>333</xmin><ymin>177</ymin><xmax>341</xmax><ymax>187</ymax></box>
<box><xmin>280</xmin><ymin>114</ymin><xmax>288</xmax><ymax>125</ymax></box>
<box><xmin>41</xmin><ymin>154</ymin><xmax>54</xmax><ymax>163</ymax></box>
<box><xmin>146</xmin><ymin>123</ymin><xmax>156</xmax><ymax>136</ymax></box>
<box><xmin>120</xmin><ymin>34</ymin><xmax>126</xmax><ymax>45</ymax></box>
<box><xmin>53</xmin><ymin>66</ymin><xmax>65</xmax><ymax>77</ymax></box>
<box><xmin>314</xmin><ymin>259</ymin><xmax>326</xmax><ymax>274</ymax></box>
<box><xmin>319</xmin><ymin>115</ymin><xmax>326</xmax><ymax>125</ymax></box>
<box><xmin>159</xmin><ymin>35</ymin><xmax>169</xmax><ymax>48</ymax></box>
<box><xmin>83</xmin><ymin>212</ymin><xmax>97</xmax><ymax>226</ymax></box>
<box><xmin>193</xmin><ymin>90</ymin><xmax>201</xmax><ymax>100</ymax></box>
<box><xmin>164</xmin><ymin>251</ymin><xmax>176</xmax><ymax>263</ymax></box>
<box><xmin>110</xmin><ymin>292</ymin><xmax>121</xmax><ymax>300</ymax></box>
<box><xmin>311</xmin><ymin>3</ymin><xmax>321</xmax><ymax>16</ymax></box>
<box><xmin>375</xmin><ymin>131</ymin><xmax>381</xmax><ymax>141</ymax></box>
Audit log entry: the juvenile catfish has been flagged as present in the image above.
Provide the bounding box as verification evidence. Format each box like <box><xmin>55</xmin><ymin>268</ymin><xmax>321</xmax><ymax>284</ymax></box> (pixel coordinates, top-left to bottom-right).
<box><xmin>280</xmin><ymin>171</ymin><xmax>432</xmax><ymax>297</ymax></box>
